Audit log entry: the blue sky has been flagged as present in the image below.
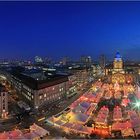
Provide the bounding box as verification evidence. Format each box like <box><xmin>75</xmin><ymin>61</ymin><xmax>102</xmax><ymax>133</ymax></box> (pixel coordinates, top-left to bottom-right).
<box><xmin>0</xmin><ymin>1</ymin><xmax>140</xmax><ymax>61</ymax></box>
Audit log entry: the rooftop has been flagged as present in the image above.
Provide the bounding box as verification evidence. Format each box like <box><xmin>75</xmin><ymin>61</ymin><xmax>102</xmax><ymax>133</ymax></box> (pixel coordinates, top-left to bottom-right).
<box><xmin>12</xmin><ymin>72</ymin><xmax>69</xmax><ymax>90</ymax></box>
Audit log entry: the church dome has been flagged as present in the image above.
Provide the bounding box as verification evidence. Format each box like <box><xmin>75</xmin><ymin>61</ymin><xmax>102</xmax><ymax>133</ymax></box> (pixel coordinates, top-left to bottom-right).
<box><xmin>115</xmin><ymin>52</ymin><xmax>121</xmax><ymax>58</ymax></box>
<box><xmin>115</xmin><ymin>52</ymin><xmax>122</xmax><ymax>61</ymax></box>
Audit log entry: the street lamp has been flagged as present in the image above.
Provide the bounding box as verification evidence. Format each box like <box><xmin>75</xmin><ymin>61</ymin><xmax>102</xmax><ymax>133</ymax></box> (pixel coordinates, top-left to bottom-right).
<box><xmin>133</xmin><ymin>101</ymin><xmax>140</xmax><ymax>110</ymax></box>
<box><xmin>135</xmin><ymin>102</ymin><xmax>140</xmax><ymax>108</ymax></box>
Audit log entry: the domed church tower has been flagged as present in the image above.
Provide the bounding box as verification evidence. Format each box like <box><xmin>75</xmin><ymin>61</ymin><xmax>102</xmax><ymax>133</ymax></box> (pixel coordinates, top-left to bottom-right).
<box><xmin>112</xmin><ymin>52</ymin><xmax>124</xmax><ymax>74</ymax></box>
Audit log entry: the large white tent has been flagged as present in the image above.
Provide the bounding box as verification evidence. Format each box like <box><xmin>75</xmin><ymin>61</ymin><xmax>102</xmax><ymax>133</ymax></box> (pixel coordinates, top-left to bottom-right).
<box><xmin>73</xmin><ymin>105</ymin><xmax>87</xmax><ymax>113</ymax></box>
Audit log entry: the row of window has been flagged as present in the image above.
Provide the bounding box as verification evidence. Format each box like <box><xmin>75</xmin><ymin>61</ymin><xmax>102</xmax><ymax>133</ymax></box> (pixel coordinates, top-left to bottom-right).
<box><xmin>21</xmin><ymin>91</ymin><xmax>32</xmax><ymax>101</ymax></box>
<box><xmin>39</xmin><ymin>87</ymin><xmax>64</xmax><ymax>96</ymax></box>
<box><xmin>0</xmin><ymin>92</ymin><xmax>6</xmax><ymax>96</ymax></box>
<box><xmin>39</xmin><ymin>92</ymin><xmax>63</xmax><ymax>100</ymax></box>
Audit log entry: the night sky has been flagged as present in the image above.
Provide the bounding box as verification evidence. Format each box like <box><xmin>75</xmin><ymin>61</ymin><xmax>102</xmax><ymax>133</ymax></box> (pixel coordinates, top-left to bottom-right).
<box><xmin>0</xmin><ymin>1</ymin><xmax>140</xmax><ymax>61</ymax></box>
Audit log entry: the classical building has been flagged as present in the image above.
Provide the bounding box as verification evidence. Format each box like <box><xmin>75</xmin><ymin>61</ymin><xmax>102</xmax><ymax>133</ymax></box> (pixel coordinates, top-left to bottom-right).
<box><xmin>68</xmin><ymin>67</ymin><xmax>92</xmax><ymax>89</ymax></box>
<box><xmin>0</xmin><ymin>84</ymin><xmax>8</xmax><ymax>119</ymax></box>
<box><xmin>112</xmin><ymin>52</ymin><xmax>124</xmax><ymax>74</ymax></box>
<box><xmin>105</xmin><ymin>52</ymin><xmax>134</xmax><ymax>84</ymax></box>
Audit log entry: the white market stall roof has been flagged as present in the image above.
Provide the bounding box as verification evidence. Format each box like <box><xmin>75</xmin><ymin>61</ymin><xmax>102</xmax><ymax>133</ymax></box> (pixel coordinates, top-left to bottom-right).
<box><xmin>70</xmin><ymin>123</ymin><xmax>83</xmax><ymax>130</ymax></box>
<box><xmin>80</xmin><ymin>101</ymin><xmax>90</xmax><ymax>109</ymax></box>
<box><xmin>74</xmin><ymin>113</ymin><xmax>89</xmax><ymax>123</ymax></box>
<box><xmin>112</xmin><ymin>121</ymin><xmax>132</xmax><ymax>130</ymax></box>
<box><xmin>121</xmin><ymin>128</ymin><xmax>134</xmax><ymax>137</ymax></box>
<box><xmin>134</xmin><ymin>127</ymin><xmax>140</xmax><ymax>135</ymax></box>
<box><xmin>72</xmin><ymin>105</ymin><xmax>87</xmax><ymax>113</ymax></box>
<box><xmin>24</xmin><ymin>132</ymin><xmax>40</xmax><ymax>139</ymax></box>
<box><xmin>30</xmin><ymin>123</ymin><xmax>50</xmax><ymax>136</ymax></box>
<box><xmin>0</xmin><ymin>129</ymin><xmax>23</xmax><ymax>139</ymax></box>
<box><xmin>62</xmin><ymin>122</ymin><xmax>74</xmax><ymax>128</ymax></box>
<box><xmin>54</xmin><ymin>120</ymin><xmax>66</xmax><ymax>126</ymax></box>
<box><xmin>14</xmin><ymin>135</ymin><xmax>26</xmax><ymax>139</ymax></box>
<box><xmin>67</xmin><ymin>111</ymin><xmax>89</xmax><ymax>123</ymax></box>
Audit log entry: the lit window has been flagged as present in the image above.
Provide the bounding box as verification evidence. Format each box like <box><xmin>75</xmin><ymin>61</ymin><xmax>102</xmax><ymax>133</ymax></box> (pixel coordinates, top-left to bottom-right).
<box><xmin>44</xmin><ymin>94</ymin><xmax>46</xmax><ymax>97</ymax></box>
<box><xmin>28</xmin><ymin>92</ymin><xmax>31</xmax><ymax>96</ymax></box>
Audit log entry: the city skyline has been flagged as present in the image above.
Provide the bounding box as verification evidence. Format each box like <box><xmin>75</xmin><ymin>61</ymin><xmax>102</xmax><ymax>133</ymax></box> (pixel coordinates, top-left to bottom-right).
<box><xmin>1</xmin><ymin>1</ymin><xmax>140</xmax><ymax>61</ymax></box>
<box><xmin>1</xmin><ymin>1</ymin><xmax>140</xmax><ymax>139</ymax></box>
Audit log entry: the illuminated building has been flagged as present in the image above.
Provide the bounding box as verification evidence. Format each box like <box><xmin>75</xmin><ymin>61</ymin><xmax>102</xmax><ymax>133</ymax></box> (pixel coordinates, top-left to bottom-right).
<box><xmin>0</xmin><ymin>84</ymin><xmax>8</xmax><ymax>119</ymax></box>
<box><xmin>35</xmin><ymin>56</ymin><xmax>43</xmax><ymax>63</ymax></box>
<box><xmin>66</xmin><ymin>74</ymin><xmax>77</xmax><ymax>98</ymax></box>
<box><xmin>69</xmin><ymin>67</ymin><xmax>91</xmax><ymax>89</ymax></box>
<box><xmin>80</xmin><ymin>55</ymin><xmax>92</xmax><ymax>67</ymax></box>
<box><xmin>99</xmin><ymin>54</ymin><xmax>106</xmax><ymax>69</ymax></box>
<box><xmin>61</xmin><ymin>57</ymin><xmax>70</xmax><ymax>66</ymax></box>
<box><xmin>10</xmin><ymin>70</ymin><xmax>69</xmax><ymax>109</ymax></box>
<box><xmin>113</xmin><ymin>52</ymin><xmax>123</xmax><ymax>71</ymax></box>
<box><xmin>105</xmin><ymin>52</ymin><xmax>134</xmax><ymax>84</ymax></box>
<box><xmin>112</xmin><ymin>52</ymin><xmax>124</xmax><ymax>74</ymax></box>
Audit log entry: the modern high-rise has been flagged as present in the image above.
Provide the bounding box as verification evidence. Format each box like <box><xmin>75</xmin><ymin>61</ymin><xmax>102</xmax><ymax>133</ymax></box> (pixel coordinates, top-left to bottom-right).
<box><xmin>80</xmin><ymin>55</ymin><xmax>92</xmax><ymax>64</ymax></box>
<box><xmin>99</xmin><ymin>54</ymin><xmax>106</xmax><ymax>69</ymax></box>
<box><xmin>61</xmin><ymin>57</ymin><xmax>70</xmax><ymax>66</ymax></box>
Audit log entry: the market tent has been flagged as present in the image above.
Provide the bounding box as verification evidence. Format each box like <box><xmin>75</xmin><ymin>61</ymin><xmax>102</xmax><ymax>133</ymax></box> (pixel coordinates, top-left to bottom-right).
<box><xmin>70</xmin><ymin>100</ymin><xmax>81</xmax><ymax>109</ymax></box>
<box><xmin>24</xmin><ymin>132</ymin><xmax>40</xmax><ymax>139</ymax></box>
<box><xmin>129</xmin><ymin>111</ymin><xmax>140</xmax><ymax>128</ymax></box>
<box><xmin>62</xmin><ymin>122</ymin><xmax>74</xmax><ymax>128</ymax></box>
<box><xmin>112</xmin><ymin>121</ymin><xmax>132</xmax><ymax>130</ymax></box>
<box><xmin>71</xmin><ymin>123</ymin><xmax>83</xmax><ymax>131</ymax></box>
<box><xmin>14</xmin><ymin>135</ymin><xmax>25</xmax><ymax>139</ymax></box>
<box><xmin>131</xmin><ymin>118</ymin><xmax>140</xmax><ymax>128</ymax></box>
<box><xmin>121</xmin><ymin>128</ymin><xmax>134</xmax><ymax>137</ymax></box>
<box><xmin>30</xmin><ymin>123</ymin><xmax>50</xmax><ymax>136</ymax></box>
<box><xmin>86</xmin><ymin>93</ymin><xmax>96</xmax><ymax>99</ymax></box>
<box><xmin>86</xmin><ymin>104</ymin><xmax>97</xmax><ymax>115</ymax></box>
<box><xmin>112</xmin><ymin>122</ymin><xmax>121</xmax><ymax>130</ymax></box>
<box><xmin>67</xmin><ymin>111</ymin><xmax>89</xmax><ymax>123</ymax></box>
<box><xmin>0</xmin><ymin>132</ymin><xmax>9</xmax><ymax>139</ymax></box>
<box><xmin>80</xmin><ymin>102</ymin><xmax>90</xmax><ymax>109</ymax></box>
<box><xmin>72</xmin><ymin>105</ymin><xmax>87</xmax><ymax>113</ymax></box>
<box><xmin>80</xmin><ymin>126</ymin><xmax>92</xmax><ymax>134</ymax></box>
<box><xmin>54</xmin><ymin>120</ymin><xmax>66</xmax><ymax>126</ymax></box>
<box><xmin>9</xmin><ymin>129</ymin><xmax>23</xmax><ymax>139</ymax></box>
<box><xmin>74</xmin><ymin>113</ymin><xmax>89</xmax><ymax>123</ymax></box>
<box><xmin>134</xmin><ymin>127</ymin><xmax>140</xmax><ymax>136</ymax></box>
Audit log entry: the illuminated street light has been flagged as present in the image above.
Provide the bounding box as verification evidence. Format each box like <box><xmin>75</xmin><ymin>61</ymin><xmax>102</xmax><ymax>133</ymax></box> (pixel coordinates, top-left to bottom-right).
<box><xmin>133</xmin><ymin>101</ymin><xmax>140</xmax><ymax>110</ymax></box>
<box><xmin>135</xmin><ymin>102</ymin><xmax>140</xmax><ymax>107</ymax></box>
